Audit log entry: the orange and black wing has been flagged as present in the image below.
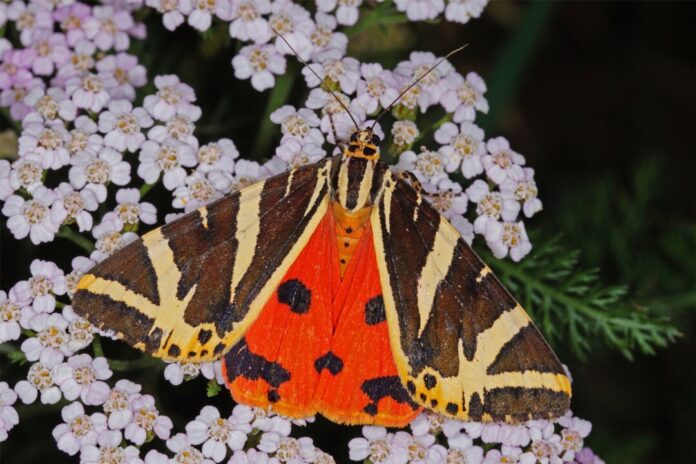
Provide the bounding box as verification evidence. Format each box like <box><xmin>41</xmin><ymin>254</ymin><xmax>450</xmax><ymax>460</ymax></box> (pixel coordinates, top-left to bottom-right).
<box><xmin>72</xmin><ymin>159</ymin><xmax>333</xmax><ymax>363</ymax></box>
<box><xmin>371</xmin><ymin>170</ymin><xmax>572</xmax><ymax>423</ymax></box>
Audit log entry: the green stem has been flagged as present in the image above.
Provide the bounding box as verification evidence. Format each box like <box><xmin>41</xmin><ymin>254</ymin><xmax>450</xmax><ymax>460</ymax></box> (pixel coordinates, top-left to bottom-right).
<box><xmin>479</xmin><ymin>0</ymin><xmax>556</xmax><ymax>133</ymax></box>
<box><xmin>57</xmin><ymin>226</ymin><xmax>95</xmax><ymax>253</ymax></box>
<box><xmin>107</xmin><ymin>356</ymin><xmax>163</xmax><ymax>372</ymax></box>
<box><xmin>139</xmin><ymin>182</ymin><xmax>156</xmax><ymax>198</ymax></box>
<box><xmin>92</xmin><ymin>336</ymin><xmax>104</xmax><ymax>357</ymax></box>
<box><xmin>251</xmin><ymin>64</ymin><xmax>297</xmax><ymax>160</ymax></box>
<box><xmin>344</xmin><ymin>3</ymin><xmax>409</xmax><ymax>37</ymax></box>
<box><xmin>413</xmin><ymin>113</ymin><xmax>452</xmax><ymax>146</ymax></box>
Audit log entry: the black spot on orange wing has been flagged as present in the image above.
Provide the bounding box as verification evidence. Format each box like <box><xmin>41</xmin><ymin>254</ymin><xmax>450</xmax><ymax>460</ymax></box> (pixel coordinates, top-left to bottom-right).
<box><xmin>446</xmin><ymin>402</ymin><xmax>459</xmax><ymax>414</ymax></box>
<box><xmin>213</xmin><ymin>342</ymin><xmax>226</xmax><ymax>356</ymax></box>
<box><xmin>277</xmin><ymin>279</ymin><xmax>311</xmax><ymax>314</ymax></box>
<box><xmin>224</xmin><ymin>338</ymin><xmax>291</xmax><ymax>388</ymax></box>
<box><xmin>268</xmin><ymin>390</ymin><xmax>280</xmax><ymax>403</ymax></box>
<box><xmin>364</xmin><ymin>295</ymin><xmax>385</xmax><ymax>325</ymax></box>
<box><xmin>423</xmin><ymin>374</ymin><xmax>437</xmax><ymax>389</ymax></box>
<box><xmin>314</xmin><ymin>351</ymin><xmax>344</xmax><ymax>375</ymax></box>
<box><xmin>361</xmin><ymin>376</ymin><xmax>419</xmax><ymax>414</ymax></box>
<box><xmin>167</xmin><ymin>344</ymin><xmax>181</xmax><ymax>357</ymax></box>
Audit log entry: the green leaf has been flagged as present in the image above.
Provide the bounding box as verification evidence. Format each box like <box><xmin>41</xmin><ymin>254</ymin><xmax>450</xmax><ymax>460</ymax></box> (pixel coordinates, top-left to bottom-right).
<box><xmin>206</xmin><ymin>379</ymin><xmax>222</xmax><ymax>397</ymax></box>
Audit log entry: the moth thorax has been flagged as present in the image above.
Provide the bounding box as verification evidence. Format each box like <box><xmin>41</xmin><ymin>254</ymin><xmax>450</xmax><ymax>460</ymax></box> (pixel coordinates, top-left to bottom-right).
<box><xmin>335</xmin><ymin>156</ymin><xmax>376</xmax><ymax>213</ymax></box>
<box><xmin>344</xmin><ymin>129</ymin><xmax>381</xmax><ymax>161</ymax></box>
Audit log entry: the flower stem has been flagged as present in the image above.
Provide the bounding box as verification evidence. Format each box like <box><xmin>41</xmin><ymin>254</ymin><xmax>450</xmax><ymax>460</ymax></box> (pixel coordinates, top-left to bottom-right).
<box><xmin>57</xmin><ymin>226</ymin><xmax>95</xmax><ymax>253</ymax></box>
<box><xmin>344</xmin><ymin>3</ymin><xmax>409</xmax><ymax>37</ymax></box>
<box><xmin>107</xmin><ymin>355</ymin><xmax>163</xmax><ymax>372</ymax></box>
<box><xmin>139</xmin><ymin>182</ymin><xmax>156</xmax><ymax>198</ymax></box>
<box><xmin>92</xmin><ymin>336</ymin><xmax>104</xmax><ymax>357</ymax></box>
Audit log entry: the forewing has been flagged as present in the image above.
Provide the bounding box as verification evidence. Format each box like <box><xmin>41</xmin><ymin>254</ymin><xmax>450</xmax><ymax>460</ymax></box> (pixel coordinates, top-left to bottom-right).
<box><xmin>371</xmin><ymin>171</ymin><xmax>571</xmax><ymax>422</ymax></box>
<box><xmin>73</xmin><ymin>160</ymin><xmax>333</xmax><ymax>363</ymax></box>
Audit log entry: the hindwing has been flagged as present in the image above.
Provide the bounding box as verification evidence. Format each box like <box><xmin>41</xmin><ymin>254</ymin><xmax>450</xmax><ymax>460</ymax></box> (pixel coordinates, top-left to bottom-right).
<box><xmin>371</xmin><ymin>171</ymin><xmax>571</xmax><ymax>422</ymax></box>
<box><xmin>72</xmin><ymin>159</ymin><xmax>333</xmax><ymax>363</ymax></box>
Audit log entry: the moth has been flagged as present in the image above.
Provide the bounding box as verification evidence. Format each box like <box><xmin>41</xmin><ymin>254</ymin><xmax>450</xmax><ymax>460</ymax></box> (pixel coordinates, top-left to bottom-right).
<box><xmin>72</xmin><ymin>47</ymin><xmax>571</xmax><ymax>427</ymax></box>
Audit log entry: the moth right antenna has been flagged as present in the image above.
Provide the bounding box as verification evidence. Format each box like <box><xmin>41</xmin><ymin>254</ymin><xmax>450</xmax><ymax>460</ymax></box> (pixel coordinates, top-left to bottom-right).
<box><xmin>370</xmin><ymin>44</ymin><xmax>468</xmax><ymax>131</ymax></box>
<box><xmin>270</xmin><ymin>26</ymin><xmax>360</xmax><ymax>132</ymax></box>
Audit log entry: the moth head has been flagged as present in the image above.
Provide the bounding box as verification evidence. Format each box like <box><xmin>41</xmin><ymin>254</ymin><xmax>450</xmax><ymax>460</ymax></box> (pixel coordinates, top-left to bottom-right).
<box><xmin>345</xmin><ymin>129</ymin><xmax>380</xmax><ymax>161</ymax></box>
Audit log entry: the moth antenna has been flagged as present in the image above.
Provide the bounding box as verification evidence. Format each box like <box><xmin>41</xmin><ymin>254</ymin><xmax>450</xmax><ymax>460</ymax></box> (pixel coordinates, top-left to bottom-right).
<box><xmin>370</xmin><ymin>44</ymin><xmax>468</xmax><ymax>131</ymax></box>
<box><xmin>270</xmin><ymin>26</ymin><xmax>361</xmax><ymax>133</ymax></box>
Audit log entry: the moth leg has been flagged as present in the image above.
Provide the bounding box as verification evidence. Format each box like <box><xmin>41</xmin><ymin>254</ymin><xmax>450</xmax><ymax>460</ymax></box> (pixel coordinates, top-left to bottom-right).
<box><xmin>397</xmin><ymin>170</ymin><xmax>424</xmax><ymax>193</ymax></box>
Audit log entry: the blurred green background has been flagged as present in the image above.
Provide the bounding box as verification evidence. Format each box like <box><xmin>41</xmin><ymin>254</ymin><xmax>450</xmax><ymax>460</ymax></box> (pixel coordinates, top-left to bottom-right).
<box><xmin>1</xmin><ymin>1</ymin><xmax>694</xmax><ymax>463</ymax></box>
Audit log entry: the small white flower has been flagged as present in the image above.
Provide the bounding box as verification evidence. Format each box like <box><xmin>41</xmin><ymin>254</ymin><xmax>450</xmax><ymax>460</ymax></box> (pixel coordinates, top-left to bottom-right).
<box><xmin>21</xmin><ymin>313</ymin><xmax>73</xmax><ymax>364</ymax></box>
<box><xmin>446</xmin><ymin>0</ymin><xmax>488</xmax><ymax>24</ymax></box>
<box><xmin>67</xmin><ymin>116</ymin><xmax>104</xmax><ymax>156</ymax></box>
<box><xmin>2</xmin><ymin>187</ymin><xmax>67</xmax><ymax>244</ymax></box>
<box><xmin>485</xmin><ymin>220</ymin><xmax>532</xmax><ymax>261</ymax></box>
<box><xmin>395</xmin><ymin>51</ymin><xmax>453</xmax><ymax>103</ymax></box>
<box><xmin>394</xmin><ymin>0</ymin><xmax>445</xmax><ymax>21</ymax></box>
<box><xmin>500</xmin><ymin>167</ymin><xmax>541</xmax><ymax>218</ymax></box>
<box><xmin>125</xmin><ymin>395</ymin><xmax>173</xmax><ymax>445</ymax></box>
<box><xmin>259</xmin><ymin>435</ymin><xmax>316</xmax><ymax>462</ymax></box>
<box><xmin>426</xmin><ymin>177</ymin><xmax>467</xmax><ymax>219</ymax></box>
<box><xmin>14</xmin><ymin>361</ymin><xmax>63</xmax><ymax>405</ymax></box>
<box><xmin>440</xmin><ymin>72</ymin><xmax>489</xmax><ymax>123</ymax></box>
<box><xmin>146</xmin><ymin>0</ymin><xmax>192</xmax><ymax>31</ymax></box>
<box><xmin>395</xmin><ymin>148</ymin><xmax>447</xmax><ymax>187</ymax></box>
<box><xmin>391</xmin><ymin>430</ymin><xmax>445</xmax><ymax>464</ymax></box>
<box><xmin>232</xmin><ymin>44</ymin><xmax>286</xmax><ymax>92</ymax></box>
<box><xmin>450</xmin><ymin>215</ymin><xmax>475</xmax><ymax>245</ymax></box>
<box><xmin>148</xmin><ymin>108</ymin><xmax>200</xmax><ymax>148</ymax></box>
<box><xmin>196</xmin><ymin>139</ymin><xmax>238</xmax><ymax>175</ymax></box>
<box><xmin>63</xmin><ymin>305</ymin><xmax>96</xmax><ymax>351</ymax></box>
<box><xmin>305</xmin><ymin>88</ymin><xmax>365</xmax><ymax>143</ymax></box>
<box><xmin>227</xmin><ymin>0</ymin><xmax>272</xmax><ymax>43</ymax></box>
<box><xmin>69</xmin><ymin>149</ymin><xmax>131</xmax><ymax>202</ymax></box>
<box><xmin>186</xmin><ymin>405</ymin><xmax>250</xmax><ymax>462</ymax></box>
<box><xmin>65</xmin><ymin>73</ymin><xmax>114</xmax><ymax>113</ymax></box>
<box><xmin>163</xmin><ymin>361</ymin><xmax>199</xmax><ymax>386</ymax></box>
<box><xmin>0</xmin><ymin>288</ymin><xmax>29</xmax><ymax>343</ymax></box>
<box><xmin>268</xmin><ymin>0</ymin><xmax>314</xmax><ymax>61</ymax></box>
<box><xmin>0</xmin><ymin>382</ymin><xmax>19</xmax><ymax>442</ymax></box>
<box><xmin>356</xmin><ymin>63</ymin><xmax>400</xmax><ymax>115</ymax></box>
<box><xmin>103</xmin><ymin>379</ymin><xmax>142</xmax><ymax>430</ymax></box>
<box><xmin>0</xmin><ymin>160</ymin><xmax>14</xmax><ymax>201</ymax></box>
<box><xmin>83</xmin><ymin>6</ymin><xmax>134</xmax><ymax>51</ymax></box>
<box><xmin>270</xmin><ymin>105</ymin><xmax>323</xmax><ymax>143</ymax></box>
<box><xmin>228</xmin><ymin>449</ymin><xmax>275</xmax><ymax>464</ymax></box>
<box><xmin>143</xmin><ymin>75</ymin><xmax>197</xmax><ymax>122</ymax></box>
<box><xmin>275</xmin><ymin>136</ymin><xmax>326</xmax><ymax>169</ymax></box>
<box><xmin>13</xmin><ymin>259</ymin><xmax>67</xmax><ymax>314</ymax></box>
<box><xmin>172</xmin><ymin>172</ymin><xmax>222</xmax><ymax>212</ymax></box>
<box><xmin>166</xmin><ymin>432</ymin><xmax>213</xmax><ymax>464</ymax></box>
<box><xmin>303</xmin><ymin>57</ymin><xmax>361</xmax><ymax>95</ymax></box>
<box><xmin>99</xmin><ymin>99</ymin><xmax>153</xmax><ymax>152</ymax></box>
<box><xmin>348</xmin><ymin>426</ymin><xmax>405</xmax><ymax>463</ymax></box>
<box><xmin>435</xmin><ymin>121</ymin><xmax>486</xmax><ymax>177</ymax></box>
<box><xmin>97</xmin><ymin>52</ymin><xmax>148</xmax><ymax>101</ymax></box>
<box><xmin>467</xmin><ymin>179</ymin><xmax>520</xmax><ymax>234</ymax></box>
<box><xmin>23</xmin><ymin>86</ymin><xmax>77</xmax><ymax>123</ymax></box>
<box><xmin>53</xmin><ymin>182</ymin><xmax>99</xmax><ymax>232</ymax></box>
<box><xmin>18</xmin><ymin>120</ymin><xmax>71</xmax><ymax>169</ymax></box>
<box><xmin>138</xmin><ymin>139</ymin><xmax>197</xmax><ymax>190</ymax></box>
<box><xmin>185</xmin><ymin>0</ymin><xmax>232</xmax><ymax>32</ymax></box>
<box><xmin>309</xmin><ymin>12</ymin><xmax>347</xmax><ymax>61</ymax></box>
<box><xmin>90</xmin><ymin>212</ymin><xmax>138</xmax><ymax>262</ymax></box>
<box><xmin>391</xmin><ymin>120</ymin><xmax>419</xmax><ymax>151</ymax></box>
<box><xmin>230</xmin><ymin>159</ymin><xmax>263</xmax><ymax>191</ymax></box>
<box><xmin>115</xmin><ymin>188</ymin><xmax>157</xmax><ymax>225</ymax></box>
<box><xmin>52</xmin><ymin>402</ymin><xmax>108</xmax><ymax>456</ymax></box>
<box><xmin>317</xmin><ymin>0</ymin><xmax>363</xmax><ymax>26</ymax></box>
<box><xmin>483</xmin><ymin>137</ymin><xmax>525</xmax><ymax>185</ymax></box>
<box><xmin>80</xmin><ymin>430</ymin><xmax>142</xmax><ymax>464</ymax></box>
<box><xmin>53</xmin><ymin>354</ymin><xmax>112</xmax><ymax>405</ymax></box>
<box><xmin>8</xmin><ymin>155</ymin><xmax>44</xmax><ymax>194</ymax></box>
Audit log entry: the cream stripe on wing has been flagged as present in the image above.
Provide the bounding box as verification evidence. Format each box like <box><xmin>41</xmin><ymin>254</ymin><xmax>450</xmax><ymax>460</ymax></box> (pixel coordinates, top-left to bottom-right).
<box><xmin>354</xmin><ymin>161</ymin><xmax>374</xmax><ymax>211</ymax></box>
<box><xmin>337</xmin><ymin>160</ymin><xmax>349</xmax><ymax>209</ymax></box>
<box><xmin>229</xmin><ymin>180</ymin><xmax>265</xmax><ymax>301</ymax></box>
<box><xmin>416</xmin><ymin>217</ymin><xmax>459</xmax><ymax>337</ymax></box>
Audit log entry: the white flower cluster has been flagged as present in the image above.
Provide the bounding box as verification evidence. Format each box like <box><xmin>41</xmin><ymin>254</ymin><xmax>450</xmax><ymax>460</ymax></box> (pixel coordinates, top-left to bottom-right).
<box><xmin>0</xmin><ymin>0</ymin><xmax>603</xmax><ymax>462</ymax></box>
<box><xmin>349</xmin><ymin>411</ymin><xmax>603</xmax><ymax>464</ymax></box>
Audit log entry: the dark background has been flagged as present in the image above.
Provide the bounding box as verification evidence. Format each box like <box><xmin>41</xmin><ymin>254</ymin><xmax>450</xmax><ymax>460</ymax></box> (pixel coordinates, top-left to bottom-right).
<box><xmin>1</xmin><ymin>1</ymin><xmax>694</xmax><ymax>463</ymax></box>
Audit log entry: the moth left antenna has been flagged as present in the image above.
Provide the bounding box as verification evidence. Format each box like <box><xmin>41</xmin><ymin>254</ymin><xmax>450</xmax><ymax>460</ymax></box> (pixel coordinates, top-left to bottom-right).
<box><xmin>370</xmin><ymin>44</ymin><xmax>468</xmax><ymax>131</ymax></box>
<box><xmin>270</xmin><ymin>26</ymin><xmax>361</xmax><ymax>132</ymax></box>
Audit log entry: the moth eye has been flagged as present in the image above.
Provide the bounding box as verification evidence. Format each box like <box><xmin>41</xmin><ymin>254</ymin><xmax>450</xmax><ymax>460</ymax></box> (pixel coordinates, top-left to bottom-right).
<box><xmin>350</xmin><ymin>132</ymin><xmax>359</xmax><ymax>142</ymax></box>
<box><xmin>371</xmin><ymin>134</ymin><xmax>381</xmax><ymax>145</ymax></box>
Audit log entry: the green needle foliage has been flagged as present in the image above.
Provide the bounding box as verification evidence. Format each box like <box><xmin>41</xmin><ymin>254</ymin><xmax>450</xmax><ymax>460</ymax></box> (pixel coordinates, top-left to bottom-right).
<box><xmin>483</xmin><ymin>236</ymin><xmax>681</xmax><ymax>361</ymax></box>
